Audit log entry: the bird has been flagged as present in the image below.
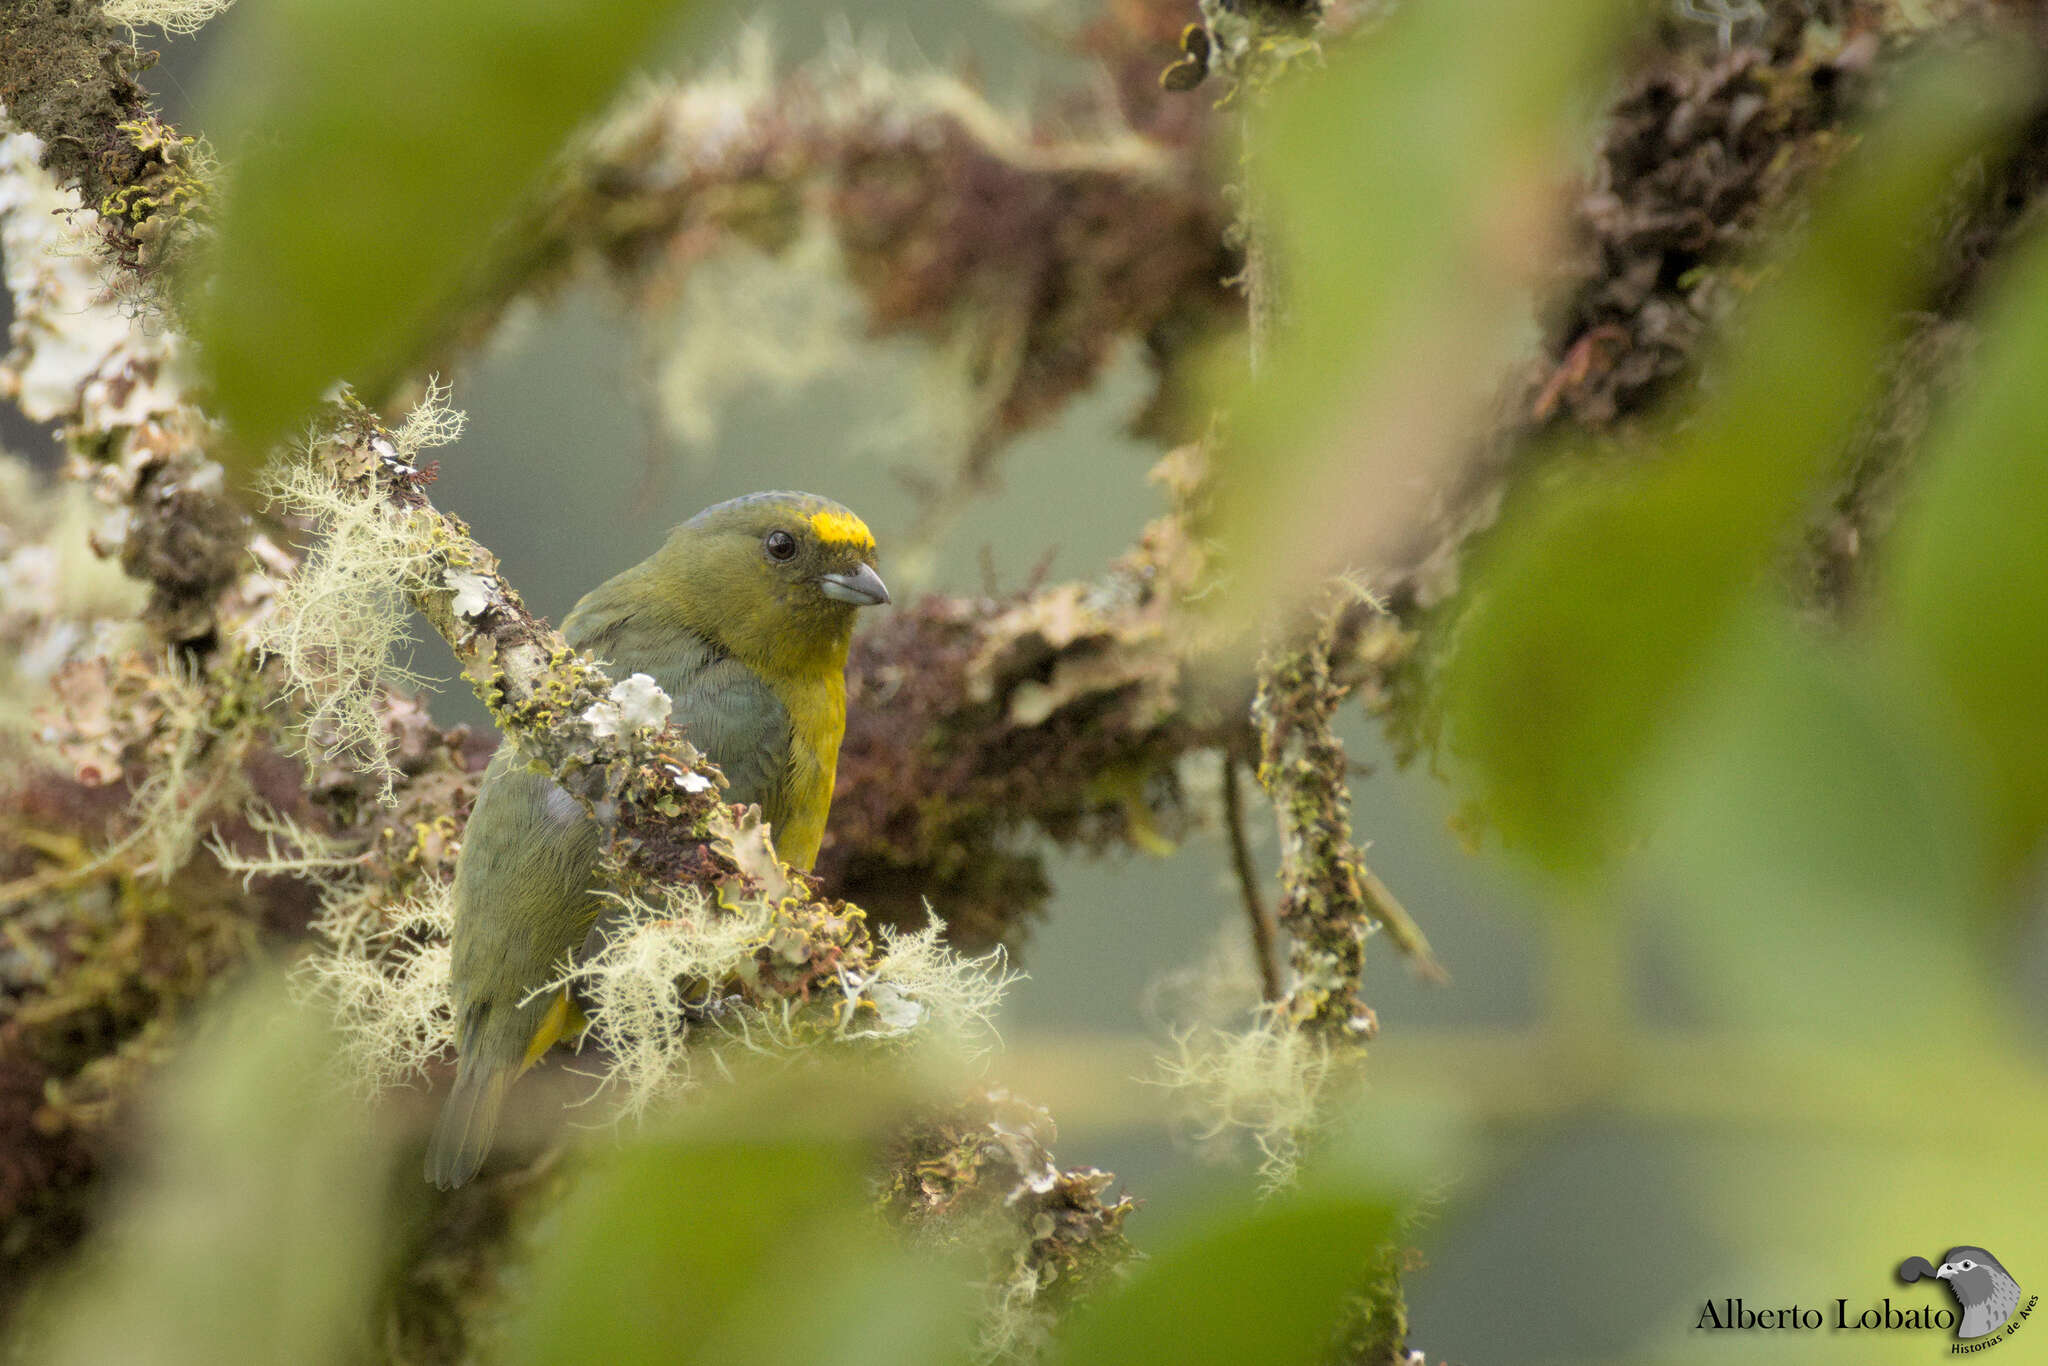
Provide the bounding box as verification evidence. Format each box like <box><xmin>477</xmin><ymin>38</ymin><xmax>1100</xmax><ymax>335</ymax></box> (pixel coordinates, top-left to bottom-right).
<box><xmin>425</xmin><ymin>491</ymin><xmax>890</xmax><ymax>1189</ymax></box>
<box><xmin>1925</xmin><ymin>1247</ymin><xmax>2024</xmax><ymax>1340</ymax></box>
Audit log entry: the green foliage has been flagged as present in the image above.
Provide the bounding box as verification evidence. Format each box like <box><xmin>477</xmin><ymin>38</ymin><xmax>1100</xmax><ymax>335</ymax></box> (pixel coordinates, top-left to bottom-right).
<box><xmin>12</xmin><ymin>982</ymin><xmax>391</xmax><ymax>1366</ymax></box>
<box><xmin>2</xmin><ymin>989</ymin><xmax>1425</xmax><ymax>1366</ymax></box>
<box><xmin>500</xmin><ymin>1071</ymin><xmax>980</xmax><ymax>1366</ymax></box>
<box><xmin>186</xmin><ymin>0</ymin><xmax>680</xmax><ymax>461</ymax></box>
<box><xmin>1208</xmin><ymin>6</ymin><xmax>2048</xmax><ymax>1356</ymax></box>
<box><xmin>1886</xmin><ymin>225</ymin><xmax>2048</xmax><ymax>874</ymax></box>
<box><xmin>1442</xmin><ymin>53</ymin><xmax>2031</xmax><ymax>876</ymax></box>
<box><xmin>1641</xmin><ymin>606</ymin><xmax>1993</xmax><ymax>1038</ymax></box>
<box><xmin>1046</xmin><ymin>1185</ymin><xmax>1401</xmax><ymax>1366</ymax></box>
<box><xmin>1215</xmin><ymin>0</ymin><xmax>1637</xmax><ymax>620</ymax></box>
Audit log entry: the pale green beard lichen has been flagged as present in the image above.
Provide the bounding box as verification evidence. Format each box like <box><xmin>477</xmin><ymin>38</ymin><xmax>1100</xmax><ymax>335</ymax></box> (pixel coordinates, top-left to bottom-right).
<box><xmin>281</xmin><ymin>808</ymin><xmax>1014</xmax><ymax>1124</ymax></box>
<box><xmin>294</xmin><ymin>876</ymin><xmax>1014</xmax><ymax>1121</ymax></box>
<box><xmin>296</xmin><ymin>882</ymin><xmax>457</xmax><ymax>1095</ymax></box>
<box><xmin>860</xmin><ymin>915</ymin><xmax>1015</xmax><ymax>1059</ymax></box>
<box><xmin>654</xmin><ymin>222</ymin><xmax>979</xmax><ymax>475</ymax></box>
<box><xmin>252</xmin><ymin>384</ymin><xmax>463</xmax><ymax>801</ymax></box>
<box><xmin>213</xmin><ymin>805</ymin><xmax>453</xmax><ymax>1094</ymax></box>
<box><xmin>123</xmin><ymin>653</ymin><xmax>254</xmax><ymax>880</ymax></box>
<box><xmin>1156</xmin><ymin>1013</ymin><xmax>1333</xmax><ymax>1193</ymax></box>
<box><xmin>1148</xmin><ymin>925</ymin><xmax>1332</xmax><ymax>1192</ymax></box>
<box><xmin>552</xmin><ymin>892</ymin><xmax>1015</xmax><ymax>1122</ymax></box>
<box><xmin>251</xmin><ymin>460</ymin><xmax>433</xmax><ymax>800</ymax></box>
<box><xmin>102</xmin><ymin>0</ymin><xmax>238</xmax><ymax>37</ymax></box>
<box><xmin>394</xmin><ymin>375</ymin><xmax>467</xmax><ymax>458</ymax></box>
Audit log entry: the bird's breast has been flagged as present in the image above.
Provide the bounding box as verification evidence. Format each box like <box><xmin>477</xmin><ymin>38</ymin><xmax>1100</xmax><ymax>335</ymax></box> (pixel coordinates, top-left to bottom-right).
<box><xmin>765</xmin><ymin>671</ymin><xmax>846</xmax><ymax>870</ymax></box>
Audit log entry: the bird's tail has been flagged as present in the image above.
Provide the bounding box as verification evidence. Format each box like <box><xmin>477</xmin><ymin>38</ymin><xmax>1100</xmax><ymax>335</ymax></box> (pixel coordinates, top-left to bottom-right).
<box><xmin>426</xmin><ymin>1053</ymin><xmax>511</xmax><ymax>1191</ymax></box>
<box><xmin>427</xmin><ymin>998</ymin><xmax>517</xmax><ymax>1191</ymax></box>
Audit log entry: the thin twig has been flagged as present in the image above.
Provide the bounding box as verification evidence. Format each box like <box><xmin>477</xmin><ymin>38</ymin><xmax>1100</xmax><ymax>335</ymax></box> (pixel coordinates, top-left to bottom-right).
<box><xmin>1222</xmin><ymin>749</ymin><xmax>1283</xmax><ymax>1002</ymax></box>
<box><xmin>1361</xmin><ymin>866</ymin><xmax>1448</xmax><ymax>985</ymax></box>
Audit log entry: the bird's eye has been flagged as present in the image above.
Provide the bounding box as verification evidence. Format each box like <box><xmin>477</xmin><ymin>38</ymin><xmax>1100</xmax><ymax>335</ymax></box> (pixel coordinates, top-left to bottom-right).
<box><xmin>1961</xmin><ymin>1261</ymin><xmax>1975</xmax><ymax>1269</ymax></box>
<box><xmin>765</xmin><ymin>530</ymin><xmax>797</xmax><ymax>561</ymax></box>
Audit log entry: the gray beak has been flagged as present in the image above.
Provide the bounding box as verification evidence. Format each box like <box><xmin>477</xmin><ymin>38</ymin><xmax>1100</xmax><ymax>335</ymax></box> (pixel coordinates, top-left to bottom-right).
<box><xmin>819</xmin><ymin>563</ymin><xmax>890</xmax><ymax>607</ymax></box>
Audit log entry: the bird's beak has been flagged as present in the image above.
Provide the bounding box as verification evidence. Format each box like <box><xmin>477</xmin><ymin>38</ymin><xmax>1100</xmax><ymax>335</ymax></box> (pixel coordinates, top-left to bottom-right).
<box><xmin>819</xmin><ymin>563</ymin><xmax>890</xmax><ymax>607</ymax></box>
<box><xmin>1937</xmin><ymin>1266</ymin><xmax>1957</xmax><ymax>1280</ymax></box>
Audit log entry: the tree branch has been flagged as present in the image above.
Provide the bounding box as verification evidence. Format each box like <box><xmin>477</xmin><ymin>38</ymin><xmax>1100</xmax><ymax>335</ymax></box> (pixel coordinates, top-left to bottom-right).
<box><xmin>1253</xmin><ymin>594</ymin><xmax>1444</xmax><ymax>1043</ymax></box>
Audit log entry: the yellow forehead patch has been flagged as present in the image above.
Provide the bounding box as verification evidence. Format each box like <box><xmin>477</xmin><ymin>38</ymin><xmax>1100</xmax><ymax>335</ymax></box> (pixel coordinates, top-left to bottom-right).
<box><xmin>809</xmin><ymin>509</ymin><xmax>875</xmax><ymax>550</ymax></box>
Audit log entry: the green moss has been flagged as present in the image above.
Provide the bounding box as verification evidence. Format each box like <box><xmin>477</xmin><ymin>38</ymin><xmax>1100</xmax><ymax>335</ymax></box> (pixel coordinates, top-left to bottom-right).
<box><xmin>1325</xmin><ymin>1242</ymin><xmax>1413</xmax><ymax>1366</ymax></box>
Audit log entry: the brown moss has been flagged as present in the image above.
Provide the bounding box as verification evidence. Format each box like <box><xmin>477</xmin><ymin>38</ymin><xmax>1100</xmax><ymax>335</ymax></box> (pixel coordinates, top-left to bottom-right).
<box><xmin>0</xmin><ymin>788</ymin><xmax>291</xmax><ymax>1305</ymax></box>
<box><xmin>420</xmin><ymin>64</ymin><xmax>1236</xmax><ymax>488</ymax></box>
<box><xmin>819</xmin><ymin>448</ymin><xmax>1230</xmax><ymax>951</ymax></box>
<box><xmin>118</xmin><ymin>457</ymin><xmax>251</xmax><ymax>645</ymax></box>
<box><xmin>1532</xmin><ymin>34</ymin><xmax>1866</xmax><ymax>431</ymax></box>
<box><xmin>831</xmin><ymin>113</ymin><xmax>1235</xmax><ymax>453</ymax></box>
<box><xmin>822</xmin><ymin>589</ymin><xmax>1199</xmax><ymax>952</ymax></box>
<box><xmin>0</xmin><ymin>3</ymin><xmax>197</xmax><ymax>275</ymax></box>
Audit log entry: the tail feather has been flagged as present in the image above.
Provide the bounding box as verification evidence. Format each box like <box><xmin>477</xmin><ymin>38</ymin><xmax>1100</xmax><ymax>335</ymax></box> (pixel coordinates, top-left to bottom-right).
<box><xmin>426</xmin><ymin>1056</ymin><xmax>511</xmax><ymax>1191</ymax></box>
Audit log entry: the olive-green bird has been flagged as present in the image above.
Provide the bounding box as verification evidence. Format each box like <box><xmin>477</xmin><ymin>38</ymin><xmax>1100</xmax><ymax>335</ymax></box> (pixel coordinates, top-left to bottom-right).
<box><xmin>426</xmin><ymin>491</ymin><xmax>889</xmax><ymax>1189</ymax></box>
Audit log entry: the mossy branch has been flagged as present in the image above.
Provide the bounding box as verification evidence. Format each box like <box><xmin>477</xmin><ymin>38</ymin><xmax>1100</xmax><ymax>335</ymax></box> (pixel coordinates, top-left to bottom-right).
<box><xmin>294</xmin><ymin>397</ymin><xmax>763</xmax><ymax>883</ymax></box>
<box><xmin>416</xmin><ymin>47</ymin><xmax>1235</xmax><ymax>521</ymax></box>
<box><xmin>883</xmin><ymin>1088</ymin><xmax>1136</xmax><ymax>1359</ymax></box>
<box><xmin>0</xmin><ymin>0</ymin><xmax>206</xmax><ymax>276</ymax></box>
<box><xmin>1253</xmin><ymin>593</ymin><xmax>1445</xmax><ymax>1045</ymax></box>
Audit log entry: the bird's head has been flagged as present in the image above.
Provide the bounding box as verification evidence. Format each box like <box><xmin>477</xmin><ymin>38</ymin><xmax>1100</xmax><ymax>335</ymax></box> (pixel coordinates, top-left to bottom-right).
<box><xmin>1935</xmin><ymin>1247</ymin><xmax>2011</xmax><ymax>1304</ymax></box>
<box><xmin>652</xmin><ymin>491</ymin><xmax>889</xmax><ymax>678</ymax></box>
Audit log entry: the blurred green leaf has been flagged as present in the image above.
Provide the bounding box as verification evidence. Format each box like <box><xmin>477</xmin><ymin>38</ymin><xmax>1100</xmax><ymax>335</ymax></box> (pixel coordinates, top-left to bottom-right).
<box><xmin>1047</xmin><ymin>1187</ymin><xmax>1399</xmax><ymax>1366</ymax></box>
<box><xmin>1216</xmin><ymin>0</ymin><xmax>1636</xmax><ymax>623</ymax></box>
<box><xmin>18</xmin><ymin>980</ymin><xmax>390</xmax><ymax>1366</ymax></box>
<box><xmin>1441</xmin><ymin>53</ymin><xmax>2029</xmax><ymax>877</ymax></box>
<box><xmin>188</xmin><ymin>0</ymin><xmax>678</xmax><ymax>462</ymax></box>
<box><xmin>1679</xmin><ymin>1121</ymin><xmax>2048</xmax><ymax>1366</ymax></box>
<box><xmin>502</xmin><ymin>1070</ymin><xmax>977</xmax><ymax>1366</ymax></box>
<box><xmin>1640</xmin><ymin>606</ymin><xmax>1996</xmax><ymax>1039</ymax></box>
<box><xmin>1886</xmin><ymin>226</ymin><xmax>2048</xmax><ymax>876</ymax></box>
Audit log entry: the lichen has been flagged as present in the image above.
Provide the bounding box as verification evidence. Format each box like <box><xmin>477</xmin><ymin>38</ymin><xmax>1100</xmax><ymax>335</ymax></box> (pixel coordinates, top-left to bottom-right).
<box><xmin>289</xmin><ymin>794</ymin><xmax>1013</xmax><ymax>1132</ymax></box>
<box><xmin>95</xmin><ymin>116</ymin><xmax>210</xmax><ymax>277</ymax></box>
<box><xmin>0</xmin><ymin>126</ymin><xmax>249</xmax><ymax>645</ymax></box>
<box><xmin>0</xmin><ymin>5</ymin><xmax>211</xmax><ymax>287</ymax></box>
<box><xmin>1154</xmin><ymin>1011</ymin><xmax>1334</xmax><ymax>1191</ymax></box>
<box><xmin>251</xmin><ymin>460</ymin><xmax>439</xmax><ymax>801</ymax></box>
<box><xmin>102</xmin><ymin>0</ymin><xmax>238</xmax><ymax>37</ymax></box>
<box><xmin>880</xmin><ymin>1088</ymin><xmax>1136</xmax><ymax>1361</ymax></box>
<box><xmin>0</xmin><ymin>465</ymin><xmax>147</xmax><ymax>737</ymax></box>
<box><xmin>1253</xmin><ymin>600</ymin><xmax>1384</xmax><ymax>1041</ymax></box>
<box><xmin>113</xmin><ymin>650</ymin><xmax>263</xmax><ymax>880</ymax></box>
<box><xmin>294</xmin><ymin>880</ymin><xmax>458</xmax><ymax>1095</ymax></box>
